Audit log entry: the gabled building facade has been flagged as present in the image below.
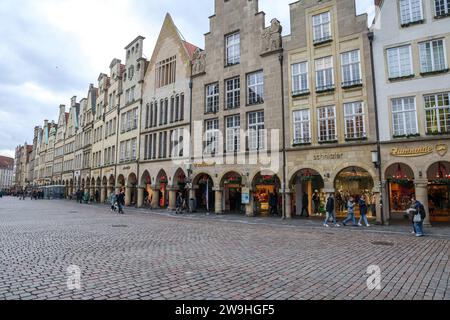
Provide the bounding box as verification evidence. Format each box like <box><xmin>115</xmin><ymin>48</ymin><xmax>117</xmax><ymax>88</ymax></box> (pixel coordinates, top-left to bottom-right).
<box><xmin>283</xmin><ymin>0</ymin><xmax>379</xmax><ymax>221</ymax></box>
<box><xmin>372</xmin><ymin>0</ymin><xmax>450</xmax><ymax>224</ymax></box>
<box><xmin>140</xmin><ymin>13</ymin><xmax>197</xmax><ymax>210</ymax></box>
<box><xmin>190</xmin><ymin>0</ymin><xmax>284</xmax><ymax>216</ymax></box>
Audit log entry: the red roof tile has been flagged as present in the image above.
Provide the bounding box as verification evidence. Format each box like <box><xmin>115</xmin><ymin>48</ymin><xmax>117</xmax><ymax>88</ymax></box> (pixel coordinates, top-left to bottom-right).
<box><xmin>0</xmin><ymin>155</ymin><xmax>14</xmax><ymax>169</ymax></box>
<box><xmin>183</xmin><ymin>41</ymin><xmax>200</xmax><ymax>60</ymax></box>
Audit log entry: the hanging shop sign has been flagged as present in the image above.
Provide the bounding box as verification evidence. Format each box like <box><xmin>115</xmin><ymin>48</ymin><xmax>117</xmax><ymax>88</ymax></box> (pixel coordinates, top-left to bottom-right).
<box><xmin>390</xmin><ymin>146</ymin><xmax>433</xmax><ymax>157</ymax></box>
<box><xmin>241</xmin><ymin>188</ymin><xmax>250</xmax><ymax>205</ymax></box>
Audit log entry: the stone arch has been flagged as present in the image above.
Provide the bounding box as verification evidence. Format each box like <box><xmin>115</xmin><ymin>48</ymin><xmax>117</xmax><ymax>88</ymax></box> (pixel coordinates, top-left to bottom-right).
<box><xmin>220</xmin><ymin>171</ymin><xmax>245</xmax><ymax>213</ymax></box>
<box><xmin>127</xmin><ymin>173</ymin><xmax>137</xmax><ymax>187</ymax></box>
<box><xmin>426</xmin><ymin>161</ymin><xmax>450</xmax><ymax>222</ymax></box>
<box><xmin>218</xmin><ymin>171</ymin><xmax>247</xmax><ymax>187</ymax></box>
<box><xmin>155</xmin><ymin>169</ymin><xmax>168</xmax><ymax>188</ymax></box>
<box><xmin>251</xmin><ymin>172</ymin><xmax>281</xmax><ymax>216</ymax></box>
<box><xmin>140</xmin><ymin>170</ymin><xmax>151</xmax><ymax>188</ymax></box>
<box><xmin>383</xmin><ymin>159</ymin><xmax>419</xmax><ymax>180</ymax></box>
<box><xmin>385</xmin><ymin>162</ymin><xmax>416</xmax><ymax>217</ymax></box>
<box><xmin>192</xmin><ymin>172</ymin><xmax>215</xmax><ymax>212</ymax></box>
<box><xmin>330</xmin><ymin>162</ymin><xmax>377</xmax><ymax>188</ymax></box>
<box><xmin>172</xmin><ymin>168</ymin><xmax>187</xmax><ymax>188</ymax></box>
<box><xmin>289</xmin><ymin>168</ymin><xmax>325</xmax><ymax>217</ymax></box>
<box><xmin>117</xmin><ymin>175</ymin><xmax>125</xmax><ymax>189</ymax></box>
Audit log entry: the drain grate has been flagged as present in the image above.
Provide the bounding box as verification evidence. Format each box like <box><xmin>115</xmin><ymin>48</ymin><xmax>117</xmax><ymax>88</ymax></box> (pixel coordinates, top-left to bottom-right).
<box><xmin>112</xmin><ymin>225</ymin><xmax>128</xmax><ymax>228</ymax></box>
<box><xmin>372</xmin><ymin>241</ymin><xmax>394</xmax><ymax>247</ymax></box>
<box><xmin>69</xmin><ymin>211</ymin><xmax>78</xmax><ymax>213</ymax></box>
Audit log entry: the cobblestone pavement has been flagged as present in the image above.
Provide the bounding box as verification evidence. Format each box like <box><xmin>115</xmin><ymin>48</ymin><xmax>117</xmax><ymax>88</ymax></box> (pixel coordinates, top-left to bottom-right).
<box><xmin>0</xmin><ymin>197</ymin><xmax>449</xmax><ymax>300</ymax></box>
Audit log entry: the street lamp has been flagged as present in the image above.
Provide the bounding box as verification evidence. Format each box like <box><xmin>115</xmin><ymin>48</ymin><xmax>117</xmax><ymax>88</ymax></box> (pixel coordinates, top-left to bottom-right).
<box><xmin>371</xmin><ymin>150</ymin><xmax>380</xmax><ymax>169</ymax></box>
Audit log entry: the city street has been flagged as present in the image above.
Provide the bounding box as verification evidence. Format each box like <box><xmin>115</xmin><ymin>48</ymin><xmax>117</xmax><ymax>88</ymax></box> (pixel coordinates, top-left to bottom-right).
<box><xmin>0</xmin><ymin>197</ymin><xmax>449</xmax><ymax>300</ymax></box>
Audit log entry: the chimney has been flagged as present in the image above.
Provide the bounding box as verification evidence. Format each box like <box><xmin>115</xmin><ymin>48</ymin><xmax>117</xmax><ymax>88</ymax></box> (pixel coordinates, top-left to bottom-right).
<box><xmin>71</xmin><ymin>96</ymin><xmax>77</xmax><ymax>107</ymax></box>
<box><xmin>44</xmin><ymin>119</ymin><xmax>48</xmax><ymax>127</ymax></box>
<box><xmin>59</xmin><ymin>104</ymin><xmax>65</xmax><ymax>113</ymax></box>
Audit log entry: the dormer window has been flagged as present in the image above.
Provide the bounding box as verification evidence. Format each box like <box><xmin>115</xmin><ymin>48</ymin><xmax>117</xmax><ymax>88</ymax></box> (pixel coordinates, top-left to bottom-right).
<box><xmin>312</xmin><ymin>12</ymin><xmax>332</xmax><ymax>45</ymax></box>
<box><xmin>225</xmin><ymin>32</ymin><xmax>240</xmax><ymax>66</ymax></box>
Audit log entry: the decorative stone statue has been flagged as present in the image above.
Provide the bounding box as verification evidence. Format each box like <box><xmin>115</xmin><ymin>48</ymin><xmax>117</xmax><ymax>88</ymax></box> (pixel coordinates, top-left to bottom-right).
<box><xmin>192</xmin><ymin>48</ymin><xmax>206</xmax><ymax>75</ymax></box>
<box><xmin>262</xmin><ymin>18</ymin><xmax>282</xmax><ymax>54</ymax></box>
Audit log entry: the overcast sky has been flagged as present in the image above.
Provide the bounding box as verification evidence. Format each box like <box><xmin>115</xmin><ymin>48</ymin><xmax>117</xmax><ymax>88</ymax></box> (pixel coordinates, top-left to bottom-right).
<box><xmin>0</xmin><ymin>0</ymin><xmax>374</xmax><ymax>158</ymax></box>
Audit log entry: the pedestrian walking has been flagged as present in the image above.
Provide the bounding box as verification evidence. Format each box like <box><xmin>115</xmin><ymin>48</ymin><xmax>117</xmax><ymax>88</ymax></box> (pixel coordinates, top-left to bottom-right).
<box><xmin>342</xmin><ymin>197</ymin><xmax>357</xmax><ymax>226</ymax></box>
<box><xmin>300</xmin><ymin>191</ymin><xmax>309</xmax><ymax>217</ymax></box>
<box><xmin>117</xmin><ymin>190</ymin><xmax>125</xmax><ymax>214</ymax></box>
<box><xmin>323</xmin><ymin>193</ymin><xmax>340</xmax><ymax>227</ymax></box>
<box><xmin>176</xmin><ymin>192</ymin><xmax>183</xmax><ymax>214</ymax></box>
<box><xmin>110</xmin><ymin>192</ymin><xmax>117</xmax><ymax>212</ymax></box>
<box><xmin>95</xmin><ymin>190</ymin><xmax>100</xmax><ymax>203</ymax></box>
<box><xmin>312</xmin><ymin>190</ymin><xmax>320</xmax><ymax>216</ymax></box>
<box><xmin>358</xmin><ymin>195</ymin><xmax>370</xmax><ymax>227</ymax></box>
<box><xmin>412</xmin><ymin>198</ymin><xmax>426</xmax><ymax>237</ymax></box>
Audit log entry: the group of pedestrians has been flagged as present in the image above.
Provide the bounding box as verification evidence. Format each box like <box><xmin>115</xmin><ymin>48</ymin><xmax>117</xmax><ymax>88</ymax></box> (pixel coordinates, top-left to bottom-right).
<box><xmin>109</xmin><ymin>190</ymin><xmax>125</xmax><ymax>214</ymax></box>
<box><xmin>323</xmin><ymin>193</ymin><xmax>371</xmax><ymax>228</ymax></box>
<box><xmin>323</xmin><ymin>193</ymin><xmax>427</xmax><ymax>237</ymax></box>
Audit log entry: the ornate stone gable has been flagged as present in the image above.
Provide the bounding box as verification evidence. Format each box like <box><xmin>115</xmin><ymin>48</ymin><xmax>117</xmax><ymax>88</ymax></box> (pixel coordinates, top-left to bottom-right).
<box><xmin>261</xmin><ymin>18</ymin><xmax>283</xmax><ymax>55</ymax></box>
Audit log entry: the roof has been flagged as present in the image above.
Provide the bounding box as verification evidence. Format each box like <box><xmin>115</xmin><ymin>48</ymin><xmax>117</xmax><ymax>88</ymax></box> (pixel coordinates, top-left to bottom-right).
<box><xmin>183</xmin><ymin>41</ymin><xmax>200</xmax><ymax>60</ymax></box>
<box><xmin>0</xmin><ymin>156</ymin><xmax>14</xmax><ymax>169</ymax></box>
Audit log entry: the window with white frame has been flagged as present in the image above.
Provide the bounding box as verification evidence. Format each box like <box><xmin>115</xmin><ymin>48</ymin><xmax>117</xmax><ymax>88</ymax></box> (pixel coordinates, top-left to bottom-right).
<box><xmin>205</xmin><ymin>119</ymin><xmax>219</xmax><ymax>155</ymax></box>
<box><xmin>392</xmin><ymin>97</ymin><xmax>418</xmax><ymax>136</ymax></box>
<box><xmin>315</xmin><ymin>56</ymin><xmax>334</xmax><ymax>91</ymax></box>
<box><xmin>344</xmin><ymin>102</ymin><xmax>366</xmax><ymax>139</ymax></box>
<box><xmin>424</xmin><ymin>92</ymin><xmax>450</xmax><ymax>134</ymax></box>
<box><xmin>248</xmin><ymin>111</ymin><xmax>265</xmax><ymax>150</ymax></box>
<box><xmin>226</xmin><ymin>115</ymin><xmax>240</xmax><ymax>153</ymax></box>
<box><xmin>206</xmin><ymin>83</ymin><xmax>219</xmax><ymax>113</ymax></box>
<box><xmin>226</xmin><ymin>77</ymin><xmax>240</xmax><ymax>109</ymax></box>
<box><xmin>399</xmin><ymin>0</ymin><xmax>423</xmax><ymax>25</ymax></box>
<box><xmin>435</xmin><ymin>0</ymin><xmax>450</xmax><ymax>17</ymax></box>
<box><xmin>226</xmin><ymin>32</ymin><xmax>240</xmax><ymax>66</ymax></box>
<box><xmin>341</xmin><ymin>50</ymin><xmax>362</xmax><ymax>87</ymax></box>
<box><xmin>317</xmin><ymin>106</ymin><xmax>337</xmax><ymax>142</ymax></box>
<box><xmin>387</xmin><ymin>45</ymin><xmax>413</xmax><ymax>79</ymax></box>
<box><xmin>292</xmin><ymin>62</ymin><xmax>309</xmax><ymax>95</ymax></box>
<box><xmin>247</xmin><ymin>71</ymin><xmax>264</xmax><ymax>105</ymax></box>
<box><xmin>419</xmin><ymin>39</ymin><xmax>447</xmax><ymax>73</ymax></box>
<box><xmin>312</xmin><ymin>12</ymin><xmax>331</xmax><ymax>43</ymax></box>
<box><xmin>293</xmin><ymin>109</ymin><xmax>311</xmax><ymax>144</ymax></box>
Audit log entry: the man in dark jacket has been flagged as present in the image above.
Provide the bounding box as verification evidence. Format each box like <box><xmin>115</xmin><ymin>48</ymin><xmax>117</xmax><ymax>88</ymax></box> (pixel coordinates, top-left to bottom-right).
<box><xmin>117</xmin><ymin>190</ymin><xmax>125</xmax><ymax>214</ymax></box>
<box><xmin>324</xmin><ymin>193</ymin><xmax>340</xmax><ymax>227</ymax></box>
<box><xmin>300</xmin><ymin>192</ymin><xmax>309</xmax><ymax>217</ymax></box>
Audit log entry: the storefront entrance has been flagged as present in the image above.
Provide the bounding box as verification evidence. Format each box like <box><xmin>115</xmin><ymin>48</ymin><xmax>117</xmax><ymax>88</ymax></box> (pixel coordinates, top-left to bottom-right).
<box><xmin>290</xmin><ymin>169</ymin><xmax>324</xmax><ymax>218</ymax></box>
<box><xmin>195</xmin><ymin>174</ymin><xmax>214</xmax><ymax>212</ymax></box>
<box><xmin>334</xmin><ymin>167</ymin><xmax>375</xmax><ymax>218</ymax></box>
<box><xmin>222</xmin><ymin>172</ymin><xmax>243</xmax><ymax>213</ymax></box>
<box><xmin>428</xmin><ymin>161</ymin><xmax>450</xmax><ymax>222</ymax></box>
<box><xmin>252</xmin><ymin>173</ymin><xmax>281</xmax><ymax>216</ymax></box>
<box><xmin>385</xmin><ymin>163</ymin><xmax>415</xmax><ymax>219</ymax></box>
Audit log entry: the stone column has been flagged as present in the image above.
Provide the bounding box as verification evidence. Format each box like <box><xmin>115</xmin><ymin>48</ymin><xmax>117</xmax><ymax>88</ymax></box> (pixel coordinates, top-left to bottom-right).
<box><xmin>381</xmin><ymin>180</ymin><xmax>390</xmax><ymax>225</ymax></box>
<box><xmin>246</xmin><ymin>190</ymin><xmax>255</xmax><ymax>217</ymax></box>
<box><xmin>168</xmin><ymin>188</ymin><xmax>177</xmax><ymax>211</ymax></box>
<box><xmin>214</xmin><ymin>188</ymin><xmax>223</xmax><ymax>215</ymax></box>
<box><xmin>151</xmin><ymin>185</ymin><xmax>160</xmax><ymax>209</ymax></box>
<box><xmin>125</xmin><ymin>186</ymin><xmax>131</xmax><ymax>206</ymax></box>
<box><xmin>137</xmin><ymin>187</ymin><xmax>144</xmax><ymax>208</ymax></box>
<box><xmin>285</xmin><ymin>190</ymin><xmax>293</xmax><ymax>219</ymax></box>
<box><xmin>415</xmin><ymin>179</ymin><xmax>431</xmax><ymax>227</ymax></box>
<box><xmin>188</xmin><ymin>186</ymin><xmax>197</xmax><ymax>212</ymax></box>
<box><xmin>100</xmin><ymin>186</ymin><xmax>107</xmax><ymax>204</ymax></box>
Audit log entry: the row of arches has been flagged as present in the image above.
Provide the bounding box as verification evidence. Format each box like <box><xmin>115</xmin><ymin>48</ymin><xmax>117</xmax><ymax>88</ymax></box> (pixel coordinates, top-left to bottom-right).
<box><xmin>53</xmin><ymin>160</ymin><xmax>449</xmax><ymax>223</ymax></box>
